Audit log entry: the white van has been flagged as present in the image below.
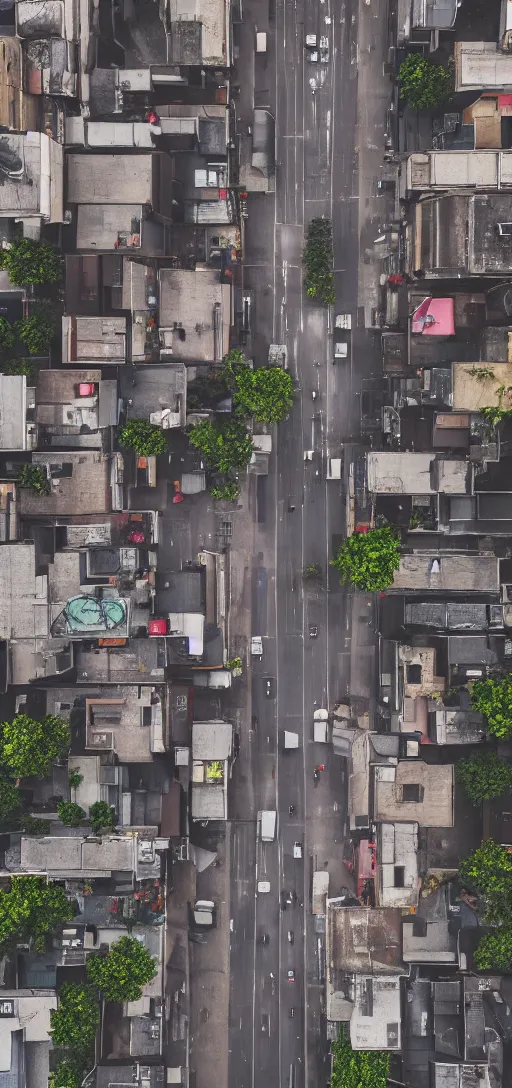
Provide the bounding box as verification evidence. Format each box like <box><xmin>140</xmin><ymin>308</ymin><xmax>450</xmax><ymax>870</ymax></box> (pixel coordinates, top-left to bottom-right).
<box><xmin>256</xmin><ymin>31</ymin><xmax>267</xmax><ymax>52</ymax></box>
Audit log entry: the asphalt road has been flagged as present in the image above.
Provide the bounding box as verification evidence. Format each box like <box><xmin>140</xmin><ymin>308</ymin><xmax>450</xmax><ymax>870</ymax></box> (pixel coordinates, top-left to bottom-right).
<box><xmin>228</xmin><ymin>0</ymin><xmax>386</xmax><ymax>1081</ymax></box>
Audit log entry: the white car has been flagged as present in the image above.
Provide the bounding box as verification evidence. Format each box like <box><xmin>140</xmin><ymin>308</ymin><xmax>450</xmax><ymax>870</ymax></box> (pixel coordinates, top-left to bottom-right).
<box><xmin>334</xmin><ymin>341</ymin><xmax>348</xmax><ymax>359</ymax></box>
<box><xmin>293</xmin><ymin>842</ymin><xmax>303</xmax><ymax>859</ymax></box>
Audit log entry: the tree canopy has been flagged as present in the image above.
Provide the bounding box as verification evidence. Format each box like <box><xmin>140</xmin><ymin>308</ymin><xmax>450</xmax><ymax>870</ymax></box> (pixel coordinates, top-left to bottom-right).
<box><xmin>89</xmin><ymin>800</ymin><xmax>117</xmax><ymax>834</ymax></box>
<box><xmin>459</xmin><ymin>839</ymin><xmax>512</xmax><ymax>926</ymax></box>
<box><xmin>0</xmin><ymin>778</ymin><xmax>21</xmax><ymax>822</ymax></box>
<box><xmin>188</xmin><ymin>418</ymin><xmax>253</xmax><ymax>473</ymax></box>
<box><xmin>50</xmin><ymin>983</ymin><xmax>99</xmax><ymax>1051</ymax></box>
<box><xmin>50</xmin><ymin>1060</ymin><xmax>86</xmax><ymax>1088</ymax></box>
<box><xmin>456</xmin><ymin>750</ymin><xmax>512</xmax><ymax>805</ymax></box>
<box><xmin>303</xmin><ymin>217</ymin><xmax>335</xmax><ymax>304</ymax></box>
<box><xmin>0</xmin><ymin>238</ymin><xmax>62</xmax><ymax>285</ymax></box>
<box><xmin>210</xmin><ymin>481</ymin><xmax>240</xmax><ymax>501</ymax></box>
<box><xmin>398</xmin><ymin>54</ymin><xmax>453</xmax><ymax>110</ymax></box>
<box><xmin>0</xmin><ymin>876</ymin><xmax>73</xmax><ymax>952</ymax></box>
<box><xmin>222</xmin><ymin>352</ymin><xmax>294</xmax><ymax>424</ymax></box>
<box><xmin>0</xmin><ymin>317</ymin><xmax>16</xmax><ymax>351</ymax></box>
<box><xmin>118</xmin><ymin>420</ymin><xmax>167</xmax><ymax>456</ymax></box>
<box><xmin>474</xmin><ymin>929</ymin><xmax>512</xmax><ymax>972</ymax></box>
<box><xmin>87</xmin><ymin>935</ymin><xmax>157</xmax><ymax>1001</ymax></box>
<box><xmin>470</xmin><ymin>675</ymin><xmax>512</xmax><ymax>739</ymax></box>
<box><xmin>16</xmin><ymin>464</ymin><xmax>51</xmax><ymax>495</ymax></box>
<box><xmin>330</xmin><ymin>1032</ymin><xmax>390</xmax><ymax>1088</ymax></box>
<box><xmin>1</xmin><ymin>713</ymin><xmax>70</xmax><ymax>778</ymax></box>
<box><xmin>235</xmin><ymin>366</ymin><xmax>293</xmax><ymax>423</ymax></box>
<box><xmin>331</xmin><ymin>526</ymin><xmax>401</xmax><ymax>592</ymax></box>
<box><xmin>15</xmin><ymin>311</ymin><xmax>55</xmax><ymax>354</ymax></box>
<box><xmin>57</xmin><ymin>801</ymin><xmax>87</xmax><ymax>828</ymax></box>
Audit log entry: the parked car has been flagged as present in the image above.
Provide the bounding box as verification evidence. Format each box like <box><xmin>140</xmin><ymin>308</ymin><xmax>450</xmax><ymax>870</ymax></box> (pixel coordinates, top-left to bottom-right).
<box><xmin>287</xmin><ymin>969</ymin><xmax>295</xmax><ymax>982</ymax></box>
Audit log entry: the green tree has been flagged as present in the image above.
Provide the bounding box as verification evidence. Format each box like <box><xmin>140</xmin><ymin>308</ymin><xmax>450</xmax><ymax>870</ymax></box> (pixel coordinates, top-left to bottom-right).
<box><xmin>230</xmin><ymin>365</ymin><xmax>294</xmax><ymax>423</ymax></box>
<box><xmin>459</xmin><ymin>839</ymin><xmax>512</xmax><ymax>925</ymax></box>
<box><xmin>50</xmin><ymin>984</ymin><xmax>99</xmax><ymax>1051</ymax></box>
<box><xmin>330</xmin><ymin>1032</ymin><xmax>390</xmax><ymax>1088</ymax></box>
<box><xmin>0</xmin><ymin>876</ymin><xmax>73</xmax><ymax>952</ymax></box>
<box><xmin>57</xmin><ymin>801</ymin><xmax>87</xmax><ymax>828</ymax></box>
<box><xmin>20</xmin><ymin>813</ymin><xmax>50</xmax><ymax>835</ymax></box>
<box><xmin>456</xmin><ymin>750</ymin><xmax>512</xmax><ymax>805</ymax></box>
<box><xmin>89</xmin><ymin>800</ymin><xmax>117</xmax><ymax>834</ymax></box>
<box><xmin>210</xmin><ymin>481</ymin><xmax>240</xmax><ymax>501</ymax></box>
<box><xmin>16</xmin><ymin>463</ymin><xmax>51</xmax><ymax>495</ymax></box>
<box><xmin>87</xmin><ymin>935</ymin><xmax>156</xmax><ymax>1001</ymax></box>
<box><xmin>480</xmin><ymin>405</ymin><xmax>511</xmax><ymax>428</ymax></box>
<box><xmin>188</xmin><ymin>418</ymin><xmax>253</xmax><ymax>473</ymax></box>
<box><xmin>470</xmin><ymin>676</ymin><xmax>512</xmax><ymax>739</ymax></box>
<box><xmin>68</xmin><ymin>769</ymin><xmax>83</xmax><ymax>789</ymax></box>
<box><xmin>303</xmin><ymin>217</ymin><xmax>335</xmax><ymax>304</ymax></box>
<box><xmin>0</xmin><ymin>317</ymin><xmax>16</xmax><ymax>351</ymax></box>
<box><xmin>398</xmin><ymin>54</ymin><xmax>453</xmax><ymax>109</ymax></box>
<box><xmin>331</xmin><ymin>526</ymin><xmax>401</xmax><ymax>592</ymax></box>
<box><xmin>474</xmin><ymin>929</ymin><xmax>512</xmax><ymax>972</ymax></box>
<box><xmin>118</xmin><ymin>419</ymin><xmax>167</xmax><ymax>456</ymax></box>
<box><xmin>50</xmin><ymin>1059</ymin><xmax>88</xmax><ymax>1088</ymax></box>
<box><xmin>15</xmin><ymin>311</ymin><xmax>55</xmax><ymax>354</ymax></box>
<box><xmin>302</xmin><ymin>562</ymin><xmax>322</xmax><ymax>582</ymax></box>
<box><xmin>0</xmin><ymin>238</ymin><xmax>62</xmax><ymax>286</ymax></box>
<box><xmin>0</xmin><ymin>778</ymin><xmax>20</xmax><ymax>822</ymax></box>
<box><xmin>1</xmin><ymin>713</ymin><xmax>70</xmax><ymax>778</ymax></box>
<box><xmin>2</xmin><ymin>357</ymin><xmax>37</xmax><ymax>376</ymax></box>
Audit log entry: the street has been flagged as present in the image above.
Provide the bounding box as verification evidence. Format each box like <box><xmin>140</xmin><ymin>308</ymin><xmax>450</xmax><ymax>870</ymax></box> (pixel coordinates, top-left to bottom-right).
<box><xmin>228</xmin><ymin>0</ymin><xmax>393</xmax><ymax>1082</ymax></box>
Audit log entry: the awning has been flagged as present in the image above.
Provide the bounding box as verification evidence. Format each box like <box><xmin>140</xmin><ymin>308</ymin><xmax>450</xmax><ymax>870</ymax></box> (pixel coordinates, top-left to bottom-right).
<box><xmin>356</xmin><ymin>839</ymin><xmax>376</xmax><ymax>895</ymax></box>
<box><xmin>252</xmin><ymin>109</ymin><xmax>275</xmax><ymax>178</ymax></box>
<box><xmin>160</xmin><ymin>779</ymin><xmax>182</xmax><ymax>837</ymax></box>
<box><xmin>411</xmin><ymin>297</ymin><xmax>455</xmax><ymax>336</ymax></box>
<box><xmin>99</xmin><ymin>380</ymin><xmax>120</xmax><ymax>426</ymax></box>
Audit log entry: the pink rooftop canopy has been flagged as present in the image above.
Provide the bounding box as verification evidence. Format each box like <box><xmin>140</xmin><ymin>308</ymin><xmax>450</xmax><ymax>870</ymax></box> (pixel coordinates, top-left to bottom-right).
<box><xmin>411</xmin><ymin>296</ymin><xmax>455</xmax><ymax>337</ymax></box>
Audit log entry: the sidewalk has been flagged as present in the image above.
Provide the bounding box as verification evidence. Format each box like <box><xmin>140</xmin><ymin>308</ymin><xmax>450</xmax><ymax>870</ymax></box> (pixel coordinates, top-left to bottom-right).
<box><xmin>188</xmin><ymin>826</ymin><xmax>231</xmax><ymax>1088</ymax></box>
<box><xmin>164</xmin><ymin>860</ymin><xmax>194</xmax><ymax>1073</ymax></box>
<box><xmin>357</xmin><ymin>0</ymin><xmax>398</xmax><ymax>326</ymax></box>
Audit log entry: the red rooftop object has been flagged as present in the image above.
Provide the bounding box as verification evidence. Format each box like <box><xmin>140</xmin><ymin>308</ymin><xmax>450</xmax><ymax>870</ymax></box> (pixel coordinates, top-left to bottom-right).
<box><xmin>78</xmin><ymin>383</ymin><xmax>95</xmax><ymax>396</ymax></box>
<box><xmin>411</xmin><ymin>297</ymin><xmax>455</xmax><ymax>337</ymax></box>
<box><xmin>148</xmin><ymin>619</ymin><xmax>168</xmax><ymax>636</ymax></box>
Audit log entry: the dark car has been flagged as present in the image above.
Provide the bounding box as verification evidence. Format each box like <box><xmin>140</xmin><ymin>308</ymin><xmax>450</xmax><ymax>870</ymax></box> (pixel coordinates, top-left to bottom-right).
<box><xmin>280</xmin><ymin>889</ymin><xmax>293</xmax><ymax>910</ymax></box>
<box><xmin>308</xmin><ymin>624</ymin><xmax>318</xmax><ymax>638</ymax></box>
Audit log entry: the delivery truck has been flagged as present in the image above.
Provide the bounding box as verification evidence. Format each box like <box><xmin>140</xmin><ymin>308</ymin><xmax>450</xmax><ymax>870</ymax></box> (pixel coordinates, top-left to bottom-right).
<box><xmin>259</xmin><ymin>810</ymin><xmax>277</xmax><ymax>842</ymax></box>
